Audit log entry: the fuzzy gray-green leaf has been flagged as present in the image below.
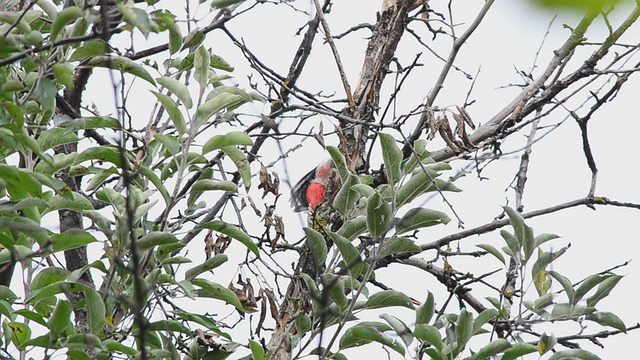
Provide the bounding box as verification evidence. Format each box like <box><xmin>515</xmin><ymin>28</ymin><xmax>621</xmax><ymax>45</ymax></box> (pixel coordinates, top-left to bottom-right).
<box><xmin>396</xmin><ymin>208</ymin><xmax>450</xmax><ymax>234</ymax></box>
<box><xmin>367</xmin><ymin>192</ymin><xmax>392</xmax><ymax>239</ymax></box>
<box><xmin>379</xmin><ymin>132</ymin><xmax>402</xmax><ymax>186</ymax></box>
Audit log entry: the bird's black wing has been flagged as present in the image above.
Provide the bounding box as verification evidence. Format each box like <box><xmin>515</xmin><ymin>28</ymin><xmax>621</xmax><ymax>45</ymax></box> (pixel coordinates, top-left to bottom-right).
<box><xmin>289</xmin><ymin>167</ymin><xmax>317</xmax><ymax>212</ymax></box>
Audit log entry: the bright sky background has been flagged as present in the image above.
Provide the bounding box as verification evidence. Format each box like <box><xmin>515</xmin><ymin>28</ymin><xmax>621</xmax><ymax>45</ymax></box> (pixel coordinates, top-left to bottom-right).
<box><xmin>74</xmin><ymin>0</ymin><xmax>640</xmax><ymax>358</ymax></box>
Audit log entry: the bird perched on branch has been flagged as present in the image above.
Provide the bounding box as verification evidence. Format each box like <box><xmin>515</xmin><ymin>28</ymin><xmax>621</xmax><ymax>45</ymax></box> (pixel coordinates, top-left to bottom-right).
<box><xmin>290</xmin><ymin>160</ymin><xmax>335</xmax><ymax>213</ymax></box>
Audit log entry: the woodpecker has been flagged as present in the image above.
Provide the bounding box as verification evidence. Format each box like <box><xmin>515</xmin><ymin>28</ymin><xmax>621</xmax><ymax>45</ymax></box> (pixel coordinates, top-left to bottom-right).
<box><xmin>290</xmin><ymin>160</ymin><xmax>334</xmax><ymax>213</ymax></box>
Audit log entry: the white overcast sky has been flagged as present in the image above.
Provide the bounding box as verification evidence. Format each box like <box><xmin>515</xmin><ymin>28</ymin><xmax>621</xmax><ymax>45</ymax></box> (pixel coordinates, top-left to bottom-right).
<box><xmin>76</xmin><ymin>0</ymin><xmax>640</xmax><ymax>358</ymax></box>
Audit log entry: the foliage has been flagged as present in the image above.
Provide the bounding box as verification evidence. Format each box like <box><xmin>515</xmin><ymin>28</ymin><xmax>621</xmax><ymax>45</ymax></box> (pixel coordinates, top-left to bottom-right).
<box><xmin>0</xmin><ymin>0</ymin><xmax>637</xmax><ymax>359</ymax></box>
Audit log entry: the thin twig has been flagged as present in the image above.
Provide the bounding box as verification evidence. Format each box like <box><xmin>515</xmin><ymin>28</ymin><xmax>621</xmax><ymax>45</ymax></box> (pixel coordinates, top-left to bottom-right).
<box><xmin>312</xmin><ymin>0</ymin><xmax>355</xmax><ymax>108</ymax></box>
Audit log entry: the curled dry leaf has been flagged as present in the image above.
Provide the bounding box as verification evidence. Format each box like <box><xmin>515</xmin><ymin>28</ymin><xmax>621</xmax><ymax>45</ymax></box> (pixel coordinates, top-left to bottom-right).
<box><xmin>258</xmin><ymin>166</ymin><xmax>280</xmax><ymax>198</ymax></box>
<box><xmin>213</xmin><ymin>234</ymin><xmax>231</xmax><ymax>256</ymax></box>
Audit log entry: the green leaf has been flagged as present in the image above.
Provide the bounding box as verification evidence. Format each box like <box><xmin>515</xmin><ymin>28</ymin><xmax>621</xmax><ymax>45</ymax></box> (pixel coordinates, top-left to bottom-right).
<box><xmin>551</xmin><ymin>303</ymin><xmax>591</xmax><ymax>320</ymax></box>
<box><xmin>304</xmin><ymin>227</ymin><xmax>327</xmax><ymax>265</ymax></box>
<box><xmin>503</xmin><ymin>206</ymin><xmax>532</xmax><ymax>249</ymax></box>
<box><xmin>192</xmin><ymin>279</ymin><xmax>246</xmax><ymax>313</ymax></box>
<box><xmin>181</xmin><ymin>30</ymin><xmax>205</xmax><ymax>50</ymax></box>
<box><xmin>157</xmin><ymin>76</ymin><xmax>193</xmax><ymax>109</ymax></box>
<box><xmin>137</xmin><ymin>231</ymin><xmax>179</xmax><ymax>251</ymax></box>
<box><xmin>193</xmin><ymin>180</ymin><xmax>238</xmax><ymax>193</ymax></box>
<box><xmin>295</xmin><ymin>313</ymin><xmax>312</xmax><ymax>335</ymax></box>
<box><xmin>48</xmin><ymin>300</ymin><xmax>72</xmax><ymax>338</ymax></box>
<box><xmin>339</xmin><ymin>323</ymin><xmax>405</xmax><ymax>356</ymax></box>
<box><xmin>104</xmin><ymin>339</ymin><xmax>138</xmax><ymax>356</ymax></box>
<box><xmin>0</xmin><ymin>165</ymin><xmax>43</xmax><ymax>198</ymax></box>
<box><xmin>0</xmin><ymin>246</ymin><xmax>33</xmax><ymax>266</ymax></box>
<box><xmin>74</xmin><ymin>146</ymin><xmax>126</xmax><ymax>167</ymax></box>
<box><xmin>0</xmin><ymin>286</ymin><xmax>18</xmax><ymax>303</ymax></box>
<box><xmin>396</xmin><ymin>208</ymin><xmax>450</xmax><ymax>234</ymax></box>
<box><xmin>36</xmin><ymin>128</ymin><xmax>79</xmax><ymax>151</ymax></box>
<box><xmin>14</xmin><ymin>309</ymin><xmax>45</xmax><ymax>326</ymax></box>
<box><xmin>30</xmin><ymin>268</ymin><xmax>68</xmax><ymax>292</ymax></box>
<box><xmin>188</xmin><ymin>180</ymin><xmax>238</xmax><ymax>207</ymax></box>
<box><xmin>416</xmin><ymin>292</ymin><xmax>434</xmax><ymax>325</ymax></box>
<box><xmin>548</xmin><ymin>271</ymin><xmax>575</xmax><ymax>304</ymax></box>
<box><xmin>378</xmin><ymin>132</ymin><xmax>402</xmax><ymax>186</ymax></box>
<box><xmin>500</xmin><ymin>230</ymin><xmax>520</xmax><ymax>263</ymax></box>
<box><xmin>366</xmin><ymin>192</ymin><xmax>392</xmax><ymax>239</ymax></box>
<box><xmin>573</xmin><ymin>274</ymin><xmax>606</xmax><ymax>304</ymax></box>
<box><xmin>336</xmin><ymin>216</ymin><xmax>368</xmax><ymax>241</ymax></box>
<box><xmin>395</xmin><ymin>168</ymin><xmax>438</xmax><ymax>206</ymax></box>
<box><xmin>1</xmin><ymin>80</ymin><xmax>24</xmax><ymax>93</ymax></box>
<box><xmin>501</xmin><ymin>343</ymin><xmax>538</xmax><ymax>360</ymax></box>
<box><xmin>153</xmin><ymin>133</ymin><xmax>180</xmax><ymax>156</ymax></box>
<box><xmin>300</xmin><ymin>273</ymin><xmax>322</xmax><ymax>313</ymax></box>
<box><xmin>6</xmin><ymin>322</ymin><xmax>31</xmax><ymax>348</ymax></box>
<box><xmin>60</xmin><ymin>116</ymin><xmax>120</xmax><ymax>130</ymax></box>
<box><xmin>377</xmin><ymin>236</ymin><xmax>420</xmax><ymax>259</ymax></box>
<box><xmin>248</xmin><ymin>339</ymin><xmax>265</xmax><ymax>360</ymax></box>
<box><xmin>352</xmin><ymin>184</ymin><xmax>375</xmax><ymax>198</ymax></box>
<box><xmin>50</xmin><ymin>6</ymin><xmax>83</xmax><ymax>42</ymax></box>
<box><xmin>184</xmin><ymin>254</ymin><xmax>228</xmax><ymax>281</ymax></box>
<box><xmin>196</xmin><ymin>92</ymin><xmax>245</xmax><ymax>125</ymax></box>
<box><xmin>320</xmin><ymin>273</ymin><xmax>349</xmax><ymax>312</ymax></box>
<box><xmin>585</xmin><ymin>311</ymin><xmax>626</xmax><ymax>333</ymax></box>
<box><xmin>476</xmin><ymin>243</ymin><xmax>506</xmax><ymax>265</ymax></box>
<box><xmin>413</xmin><ymin>324</ymin><xmax>442</xmax><ymax>351</ymax></box>
<box><xmin>52</xmin><ymin>63</ymin><xmax>74</xmax><ymax>89</ymax></box>
<box><xmin>119</xmin><ymin>3</ymin><xmax>152</xmax><ymax>38</ymax></box>
<box><xmin>69</xmin><ymin>40</ymin><xmax>108</xmax><ymax>61</ymax></box>
<box><xmin>333</xmin><ymin>173</ymin><xmax>360</xmax><ymax>216</ymax></box>
<box><xmin>46</xmin><ymin>191</ymin><xmax>94</xmax><ymax>214</ymax></box>
<box><xmin>470</xmin><ymin>338</ymin><xmax>510</xmax><ymax>360</ymax></box>
<box><xmin>535</xmin><ymin>233</ymin><xmax>560</xmax><ymax>247</ymax></box>
<box><xmin>522</xmin><ymin>224</ymin><xmax>536</xmax><ymax>262</ymax></box>
<box><xmin>327</xmin><ymin>231</ymin><xmax>366</xmax><ymax>279</ymax></box>
<box><xmin>65</xmin><ymin>334</ymin><xmax>103</xmax><ymax>351</ymax></box>
<box><xmin>401</xmin><ymin>139</ymin><xmax>430</xmax><ymax>174</ymax></box>
<box><xmin>534</xmin><ymin>268</ymin><xmax>552</xmax><ymax>297</ymax></box>
<box><xmin>380</xmin><ymin>313</ymin><xmax>413</xmax><ymax>347</ymax></box>
<box><xmin>164</xmin><ymin>16</ymin><xmax>182</xmax><ymax>55</ymax></box>
<box><xmin>364</xmin><ymin>290</ymin><xmax>414</xmax><ymax>310</ymax></box>
<box><xmin>211</xmin><ymin>0</ymin><xmax>246</xmax><ymax>9</ymax></box>
<box><xmin>148</xmin><ymin>320</ymin><xmax>191</xmax><ymax>335</ymax></box>
<box><xmin>586</xmin><ymin>275</ymin><xmax>622</xmax><ymax>307</ymax></box>
<box><xmin>49</xmin><ymin>229</ymin><xmax>97</xmax><ymax>253</ymax></box>
<box><xmin>327</xmin><ymin>146</ymin><xmax>349</xmax><ymax>183</ymax></box>
<box><xmin>537</xmin><ymin>332</ymin><xmax>558</xmax><ymax>355</ymax></box>
<box><xmin>531</xmin><ymin>293</ymin><xmax>555</xmax><ymax>312</ymax></box>
<box><xmin>34</xmin><ymin>152</ymin><xmax>78</xmax><ymax>176</ymax></box>
<box><xmin>0</xmin><ymin>198</ymin><xmax>48</xmax><ymax>214</ymax></box>
<box><xmin>548</xmin><ymin>349</ymin><xmax>602</xmax><ymax>360</ymax></box>
<box><xmin>0</xmin><ymin>217</ymin><xmax>48</xmax><ymax>245</ymax></box>
<box><xmin>195</xmin><ymin>46</ymin><xmax>210</xmax><ymax>89</ymax></box>
<box><xmin>138</xmin><ymin>165</ymin><xmax>171</xmax><ymax>205</ymax></box>
<box><xmin>220</xmin><ymin>145</ymin><xmax>251</xmax><ymax>190</ymax></box>
<box><xmin>26</xmin><ymin>281</ymin><xmax>84</xmax><ymax>305</ymax></box>
<box><xmin>151</xmin><ymin>91</ymin><xmax>186</xmax><ymax>135</ymax></box>
<box><xmin>456</xmin><ymin>308</ymin><xmax>473</xmax><ymax>349</ymax></box>
<box><xmin>95</xmin><ymin>188</ymin><xmax>126</xmax><ymax>214</ymax></box>
<box><xmin>173</xmin><ymin>311</ymin><xmax>231</xmax><ymax>339</ymax></box>
<box><xmin>202</xmin><ymin>132</ymin><xmax>253</xmax><ymax>155</ymax></box>
<box><xmin>310</xmin><ymin>348</ymin><xmax>348</xmax><ymax>360</ymax></box>
<box><xmin>196</xmin><ymin>220</ymin><xmax>258</xmax><ymax>257</ymax></box>
<box><xmin>84</xmin><ymin>287</ymin><xmax>105</xmax><ymax>335</ymax></box>
<box><xmin>86</xmin><ymin>55</ymin><xmax>156</xmax><ymax>85</ymax></box>
<box><xmin>531</xmin><ymin>247</ymin><xmax>568</xmax><ymax>287</ymax></box>
<box><xmin>14</xmin><ymin>125</ymin><xmax>43</xmax><ymax>160</ymax></box>
<box><xmin>473</xmin><ymin>308</ymin><xmax>498</xmax><ymax>333</ymax></box>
